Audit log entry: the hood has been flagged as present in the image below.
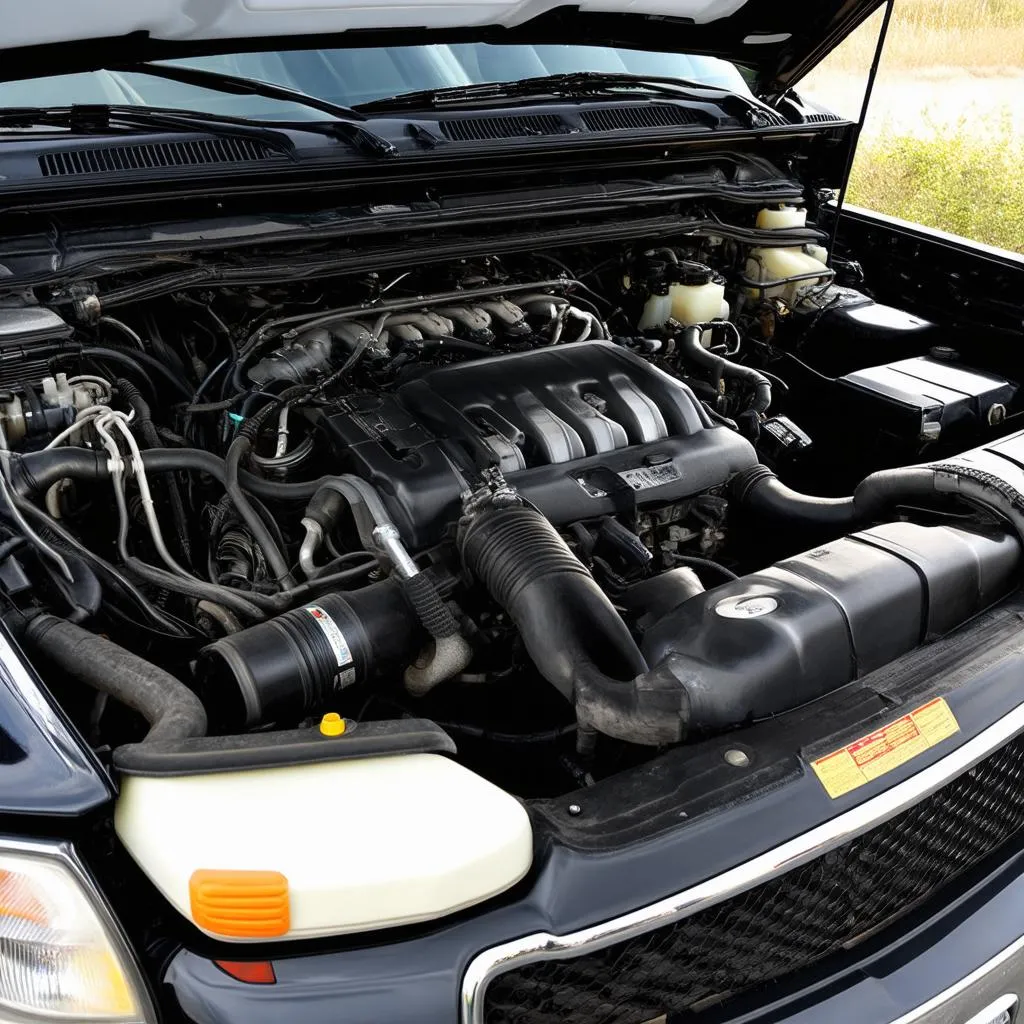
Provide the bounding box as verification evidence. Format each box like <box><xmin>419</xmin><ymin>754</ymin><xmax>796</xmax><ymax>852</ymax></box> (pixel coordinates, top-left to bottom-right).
<box><xmin>4</xmin><ymin>0</ymin><xmax>882</xmax><ymax>94</ymax></box>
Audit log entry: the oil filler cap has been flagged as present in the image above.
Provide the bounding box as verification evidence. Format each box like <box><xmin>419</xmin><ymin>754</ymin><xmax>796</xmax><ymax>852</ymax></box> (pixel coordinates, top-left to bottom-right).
<box><xmin>319</xmin><ymin>712</ymin><xmax>347</xmax><ymax>737</ymax></box>
<box><xmin>715</xmin><ymin>595</ymin><xmax>778</xmax><ymax>619</ymax></box>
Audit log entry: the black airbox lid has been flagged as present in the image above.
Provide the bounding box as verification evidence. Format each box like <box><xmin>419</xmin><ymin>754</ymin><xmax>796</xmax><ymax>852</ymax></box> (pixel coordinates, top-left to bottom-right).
<box><xmin>836</xmin><ymin>356</ymin><xmax>1017</xmax><ymax>444</ymax></box>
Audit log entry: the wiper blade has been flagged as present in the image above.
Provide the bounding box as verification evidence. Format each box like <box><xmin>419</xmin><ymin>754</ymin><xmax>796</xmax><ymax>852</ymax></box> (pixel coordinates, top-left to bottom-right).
<box><xmin>356</xmin><ymin>71</ymin><xmax>728</xmax><ymax>113</ymax></box>
<box><xmin>0</xmin><ymin>104</ymin><xmax>296</xmax><ymax>155</ymax></box>
<box><xmin>115</xmin><ymin>63</ymin><xmax>398</xmax><ymax>157</ymax></box>
<box><xmin>117</xmin><ymin>61</ymin><xmax>368</xmax><ymax>123</ymax></box>
<box><xmin>117</xmin><ymin>65</ymin><xmax>399</xmax><ymax>156</ymax></box>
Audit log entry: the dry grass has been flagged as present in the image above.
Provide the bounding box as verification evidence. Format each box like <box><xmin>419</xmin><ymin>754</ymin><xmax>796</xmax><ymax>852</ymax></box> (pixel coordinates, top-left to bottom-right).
<box><xmin>819</xmin><ymin>0</ymin><xmax>1024</xmax><ymax>72</ymax></box>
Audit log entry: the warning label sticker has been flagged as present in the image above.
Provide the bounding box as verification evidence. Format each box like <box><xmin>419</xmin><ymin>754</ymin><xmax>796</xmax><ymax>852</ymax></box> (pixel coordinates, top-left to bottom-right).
<box><xmin>305</xmin><ymin>606</ymin><xmax>356</xmax><ymax>688</ymax></box>
<box><xmin>811</xmin><ymin>697</ymin><xmax>960</xmax><ymax>799</ymax></box>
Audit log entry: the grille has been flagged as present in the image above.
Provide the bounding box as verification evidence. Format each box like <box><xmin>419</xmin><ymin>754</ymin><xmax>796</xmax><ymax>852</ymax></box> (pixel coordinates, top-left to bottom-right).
<box><xmin>38</xmin><ymin>137</ymin><xmax>277</xmax><ymax>177</ymax></box>
<box><xmin>805</xmin><ymin>112</ymin><xmax>843</xmax><ymax>124</ymax></box>
<box><xmin>439</xmin><ymin>114</ymin><xmax>566</xmax><ymax>142</ymax></box>
<box><xmin>485</xmin><ymin>733</ymin><xmax>1024</xmax><ymax>1024</ymax></box>
<box><xmin>579</xmin><ymin>104</ymin><xmax>702</xmax><ymax>133</ymax></box>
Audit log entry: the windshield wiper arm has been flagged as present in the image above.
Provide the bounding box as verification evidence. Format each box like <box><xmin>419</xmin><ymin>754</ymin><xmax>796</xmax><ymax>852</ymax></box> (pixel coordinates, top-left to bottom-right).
<box><xmin>113</xmin><ymin>65</ymin><xmax>398</xmax><ymax>157</ymax></box>
<box><xmin>0</xmin><ymin>104</ymin><xmax>296</xmax><ymax>154</ymax></box>
<box><xmin>116</xmin><ymin>61</ymin><xmax>368</xmax><ymax>123</ymax></box>
<box><xmin>356</xmin><ymin>71</ymin><xmax>729</xmax><ymax>113</ymax></box>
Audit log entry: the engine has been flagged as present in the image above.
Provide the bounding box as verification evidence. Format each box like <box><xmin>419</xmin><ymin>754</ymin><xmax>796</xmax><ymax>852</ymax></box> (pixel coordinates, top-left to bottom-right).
<box><xmin>314</xmin><ymin>342</ymin><xmax>758</xmax><ymax>548</ymax></box>
<box><xmin>0</xmin><ymin>208</ymin><xmax>1021</xmax><ymax>798</ymax></box>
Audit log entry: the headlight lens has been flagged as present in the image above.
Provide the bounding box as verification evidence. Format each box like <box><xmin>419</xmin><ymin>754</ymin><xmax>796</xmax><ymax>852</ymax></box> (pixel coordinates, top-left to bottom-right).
<box><xmin>0</xmin><ymin>841</ymin><xmax>153</xmax><ymax>1022</ymax></box>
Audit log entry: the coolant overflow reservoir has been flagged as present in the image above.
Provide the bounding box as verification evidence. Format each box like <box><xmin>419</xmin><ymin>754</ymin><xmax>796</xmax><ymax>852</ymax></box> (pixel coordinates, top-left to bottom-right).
<box><xmin>669</xmin><ymin>262</ymin><xmax>726</xmax><ymax>327</ymax></box>
<box><xmin>749</xmin><ymin>206</ymin><xmax>829</xmax><ymax>307</ymax></box>
<box><xmin>756</xmin><ymin>205</ymin><xmax>808</xmax><ymax>230</ymax></box>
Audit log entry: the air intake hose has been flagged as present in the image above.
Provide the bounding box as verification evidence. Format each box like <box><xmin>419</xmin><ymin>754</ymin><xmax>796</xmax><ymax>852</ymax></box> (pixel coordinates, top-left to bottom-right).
<box><xmin>199</xmin><ymin>578</ymin><xmax>422</xmax><ymax>729</ymax></box>
<box><xmin>733</xmin><ymin>461</ymin><xmax>1024</xmax><ymax>546</ymax></box>
<box><xmin>460</xmin><ymin>503</ymin><xmax>690</xmax><ymax>746</ymax></box>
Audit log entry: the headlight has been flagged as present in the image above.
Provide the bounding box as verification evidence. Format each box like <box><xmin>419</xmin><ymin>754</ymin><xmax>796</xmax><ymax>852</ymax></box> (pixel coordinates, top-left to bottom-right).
<box><xmin>0</xmin><ymin>838</ymin><xmax>154</xmax><ymax>1022</ymax></box>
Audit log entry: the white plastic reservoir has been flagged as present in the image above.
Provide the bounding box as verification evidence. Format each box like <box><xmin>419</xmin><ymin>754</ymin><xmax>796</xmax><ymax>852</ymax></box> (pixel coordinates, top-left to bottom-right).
<box><xmin>115</xmin><ymin>752</ymin><xmax>533</xmax><ymax>941</ymax></box>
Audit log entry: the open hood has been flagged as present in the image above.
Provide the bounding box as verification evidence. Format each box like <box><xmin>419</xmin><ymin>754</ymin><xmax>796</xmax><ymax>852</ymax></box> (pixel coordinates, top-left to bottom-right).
<box><xmin>3</xmin><ymin>0</ymin><xmax>883</xmax><ymax>94</ymax></box>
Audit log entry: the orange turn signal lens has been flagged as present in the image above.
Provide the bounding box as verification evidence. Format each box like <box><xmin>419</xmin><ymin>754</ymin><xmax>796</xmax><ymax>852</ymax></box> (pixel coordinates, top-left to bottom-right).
<box><xmin>0</xmin><ymin>868</ymin><xmax>49</xmax><ymax>924</ymax></box>
<box><xmin>214</xmin><ymin>959</ymin><xmax>277</xmax><ymax>984</ymax></box>
<box><xmin>189</xmin><ymin>870</ymin><xmax>289</xmax><ymax>939</ymax></box>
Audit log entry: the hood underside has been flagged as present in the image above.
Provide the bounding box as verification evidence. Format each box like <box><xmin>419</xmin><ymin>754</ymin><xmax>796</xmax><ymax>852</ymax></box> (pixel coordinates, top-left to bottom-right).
<box><xmin>3</xmin><ymin>0</ymin><xmax>882</xmax><ymax>93</ymax></box>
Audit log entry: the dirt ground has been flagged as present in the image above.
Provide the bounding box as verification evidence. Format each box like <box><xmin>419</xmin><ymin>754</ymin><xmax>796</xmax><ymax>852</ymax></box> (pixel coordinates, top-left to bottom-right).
<box><xmin>802</xmin><ymin>68</ymin><xmax>1024</xmax><ymax>140</ymax></box>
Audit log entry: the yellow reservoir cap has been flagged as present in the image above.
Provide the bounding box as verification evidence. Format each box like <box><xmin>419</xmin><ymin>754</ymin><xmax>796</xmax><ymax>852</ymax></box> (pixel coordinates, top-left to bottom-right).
<box><xmin>319</xmin><ymin>713</ymin><xmax>346</xmax><ymax>737</ymax></box>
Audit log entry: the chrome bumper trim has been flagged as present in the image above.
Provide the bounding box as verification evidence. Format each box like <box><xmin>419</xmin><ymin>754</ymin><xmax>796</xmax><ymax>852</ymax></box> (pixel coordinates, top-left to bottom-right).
<box><xmin>461</xmin><ymin>700</ymin><xmax>1024</xmax><ymax>1024</ymax></box>
<box><xmin>889</xmin><ymin>936</ymin><xmax>1024</xmax><ymax>1024</ymax></box>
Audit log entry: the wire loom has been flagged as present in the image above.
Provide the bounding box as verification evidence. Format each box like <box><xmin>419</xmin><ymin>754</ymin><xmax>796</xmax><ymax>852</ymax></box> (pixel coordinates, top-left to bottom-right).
<box><xmin>484</xmin><ymin>731</ymin><xmax>1024</xmax><ymax>1023</ymax></box>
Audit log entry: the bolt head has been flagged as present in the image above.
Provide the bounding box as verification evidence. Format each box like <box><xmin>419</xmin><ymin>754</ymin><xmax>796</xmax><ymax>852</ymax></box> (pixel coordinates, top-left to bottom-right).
<box><xmin>725</xmin><ymin>749</ymin><xmax>750</xmax><ymax>768</ymax></box>
<box><xmin>567</xmin><ymin>803</ymin><xmax>582</xmax><ymax>816</ymax></box>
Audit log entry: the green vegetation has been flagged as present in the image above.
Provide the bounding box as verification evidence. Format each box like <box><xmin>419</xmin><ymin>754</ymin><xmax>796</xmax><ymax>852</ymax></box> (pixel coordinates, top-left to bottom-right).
<box><xmin>847</xmin><ymin>121</ymin><xmax>1024</xmax><ymax>254</ymax></box>
<box><xmin>800</xmin><ymin>0</ymin><xmax>1024</xmax><ymax>255</ymax></box>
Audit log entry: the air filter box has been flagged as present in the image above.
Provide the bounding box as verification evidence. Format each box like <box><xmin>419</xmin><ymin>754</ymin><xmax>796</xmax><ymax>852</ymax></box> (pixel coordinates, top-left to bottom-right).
<box><xmin>836</xmin><ymin>355</ymin><xmax>1017</xmax><ymax>446</ymax></box>
<box><xmin>642</xmin><ymin>521</ymin><xmax>1019</xmax><ymax>728</ymax></box>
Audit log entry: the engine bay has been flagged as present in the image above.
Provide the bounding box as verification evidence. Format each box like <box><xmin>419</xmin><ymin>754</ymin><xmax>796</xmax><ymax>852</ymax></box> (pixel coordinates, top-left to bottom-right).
<box><xmin>1</xmin><ymin>200</ymin><xmax>1021</xmax><ymax>800</ymax></box>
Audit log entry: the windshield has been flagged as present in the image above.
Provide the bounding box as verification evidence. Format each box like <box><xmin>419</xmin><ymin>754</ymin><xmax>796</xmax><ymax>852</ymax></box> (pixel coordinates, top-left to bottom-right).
<box><xmin>0</xmin><ymin>44</ymin><xmax>750</xmax><ymax>119</ymax></box>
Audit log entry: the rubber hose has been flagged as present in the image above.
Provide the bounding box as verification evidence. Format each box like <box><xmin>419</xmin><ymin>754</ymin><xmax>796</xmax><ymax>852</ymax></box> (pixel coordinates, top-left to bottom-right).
<box><xmin>731</xmin><ymin>465</ymin><xmax>860</xmax><ymax>528</ymax></box>
<box><xmin>735</xmin><ymin>461</ymin><xmax>1024</xmax><ymax>549</ymax></box>
<box><xmin>225</xmin><ymin>430</ymin><xmax>296</xmax><ymax>588</ymax></box>
<box><xmin>117</xmin><ymin>378</ymin><xmax>192</xmax><ymax>565</ymax></box>
<box><xmin>81</xmin><ymin>347</ymin><xmax>192</xmax><ymax>400</ymax></box>
<box><xmin>460</xmin><ymin>505</ymin><xmax>692</xmax><ymax>746</ymax></box>
<box><xmin>124</xmin><ymin>557</ymin><xmax>271</xmax><ymax>621</ymax></box>
<box><xmin>676</xmin><ymin>326</ymin><xmax>772</xmax><ymax>415</ymax></box>
<box><xmin>10</xmin><ymin>448</ymin><xmax>327</xmax><ymax>502</ymax></box>
<box><xmin>23</xmin><ymin>614</ymin><xmax>207</xmax><ymax>744</ymax></box>
<box><xmin>400</xmin><ymin>572</ymin><xmax>471</xmax><ymax>697</ymax></box>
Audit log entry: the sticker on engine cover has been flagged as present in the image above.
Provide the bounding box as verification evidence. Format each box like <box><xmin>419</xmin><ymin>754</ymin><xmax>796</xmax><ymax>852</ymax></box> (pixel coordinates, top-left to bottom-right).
<box><xmin>810</xmin><ymin>698</ymin><xmax>960</xmax><ymax>799</ymax></box>
<box><xmin>304</xmin><ymin>606</ymin><xmax>356</xmax><ymax>685</ymax></box>
<box><xmin>618</xmin><ymin>463</ymin><xmax>681</xmax><ymax>491</ymax></box>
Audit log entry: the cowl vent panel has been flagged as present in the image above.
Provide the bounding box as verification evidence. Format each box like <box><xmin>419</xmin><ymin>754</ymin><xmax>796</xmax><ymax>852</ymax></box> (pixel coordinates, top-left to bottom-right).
<box><xmin>580</xmin><ymin>104</ymin><xmax>703</xmax><ymax>132</ymax></box>
<box><xmin>38</xmin><ymin>137</ymin><xmax>277</xmax><ymax>177</ymax></box>
<box><xmin>438</xmin><ymin>114</ymin><xmax>566</xmax><ymax>142</ymax></box>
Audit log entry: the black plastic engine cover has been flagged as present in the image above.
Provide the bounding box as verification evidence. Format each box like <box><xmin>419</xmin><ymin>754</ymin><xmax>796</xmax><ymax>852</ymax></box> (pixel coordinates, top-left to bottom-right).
<box><xmin>641</xmin><ymin>521</ymin><xmax>1019</xmax><ymax>728</ymax></box>
<box><xmin>315</xmin><ymin>342</ymin><xmax>757</xmax><ymax>548</ymax></box>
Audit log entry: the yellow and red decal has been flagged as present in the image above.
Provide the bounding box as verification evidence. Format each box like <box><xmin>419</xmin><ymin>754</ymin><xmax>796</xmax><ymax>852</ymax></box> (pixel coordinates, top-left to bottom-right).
<box><xmin>811</xmin><ymin>697</ymin><xmax>960</xmax><ymax>799</ymax></box>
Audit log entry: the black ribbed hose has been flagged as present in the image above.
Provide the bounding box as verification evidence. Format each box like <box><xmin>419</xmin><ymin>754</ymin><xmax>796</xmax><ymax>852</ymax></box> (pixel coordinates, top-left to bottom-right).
<box><xmin>460</xmin><ymin>504</ymin><xmax>691</xmax><ymax>746</ymax></box>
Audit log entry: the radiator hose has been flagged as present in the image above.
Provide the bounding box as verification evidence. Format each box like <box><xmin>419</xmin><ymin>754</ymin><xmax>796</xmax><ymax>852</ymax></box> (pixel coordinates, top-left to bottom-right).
<box><xmin>23</xmin><ymin>614</ymin><xmax>207</xmax><ymax>746</ymax></box>
<box><xmin>676</xmin><ymin>325</ymin><xmax>772</xmax><ymax>416</ymax></box>
<box><xmin>20</xmin><ymin>610</ymin><xmax>452</xmax><ymax>777</ymax></box>
<box><xmin>460</xmin><ymin>502</ymin><xmax>691</xmax><ymax>746</ymax></box>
